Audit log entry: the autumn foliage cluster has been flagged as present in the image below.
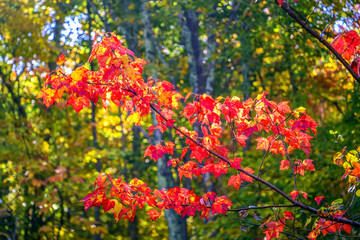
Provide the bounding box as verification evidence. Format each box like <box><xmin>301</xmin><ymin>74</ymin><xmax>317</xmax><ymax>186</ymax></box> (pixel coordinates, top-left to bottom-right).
<box><xmin>2</xmin><ymin>0</ymin><xmax>360</xmax><ymax>239</ymax></box>
<box><xmin>36</xmin><ymin>30</ymin><xmax>360</xmax><ymax>239</ymax></box>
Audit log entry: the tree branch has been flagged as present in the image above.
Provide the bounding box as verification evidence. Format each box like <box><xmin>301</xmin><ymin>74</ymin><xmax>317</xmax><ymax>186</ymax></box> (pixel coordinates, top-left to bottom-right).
<box><xmin>229</xmin><ymin>204</ymin><xmax>295</xmax><ymax>212</ymax></box>
<box><xmin>278</xmin><ymin>2</ymin><xmax>360</xmax><ymax>83</ymax></box>
<box><xmin>148</xmin><ymin>103</ymin><xmax>360</xmax><ymax>228</ymax></box>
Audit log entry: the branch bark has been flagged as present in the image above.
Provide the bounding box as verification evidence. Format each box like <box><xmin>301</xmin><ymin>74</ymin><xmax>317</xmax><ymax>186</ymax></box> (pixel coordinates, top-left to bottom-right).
<box><xmin>229</xmin><ymin>204</ymin><xmax>295</xmax><ymax>212</ymax></box>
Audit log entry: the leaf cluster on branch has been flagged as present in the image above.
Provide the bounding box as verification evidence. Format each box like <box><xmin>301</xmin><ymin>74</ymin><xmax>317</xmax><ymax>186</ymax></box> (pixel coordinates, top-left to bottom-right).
<box><xmin>37</xmin><ymin>32</ymin><xmax>360</xmax><ymax>239</ymax></box>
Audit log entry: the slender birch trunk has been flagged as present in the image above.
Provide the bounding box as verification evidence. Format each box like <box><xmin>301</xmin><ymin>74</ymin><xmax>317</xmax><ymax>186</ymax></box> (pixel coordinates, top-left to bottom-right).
<box><xmin>140</xmin><ymin>1</ymin><xmax>188</xmax><ymax>239</ymax></box>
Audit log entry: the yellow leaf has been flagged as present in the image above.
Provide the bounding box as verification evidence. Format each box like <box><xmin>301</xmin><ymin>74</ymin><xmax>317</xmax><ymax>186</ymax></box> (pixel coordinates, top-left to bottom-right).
<box><xmin>109</xmin><ymin>200</ymin><xmax>124</xmax><ymax>222</ymax></box>
<box><xmin>71</xmin><ymin>67</ymin><xmax>89</xmax><ymax>83</ymax></box>
<box><xmin>356</xmin><ymin>190</ymin><xmax>360</xmax><ymax>197</ymax></box>
<box><xmin>333</xmin><ymin>152</ymin><xmax>343</xmax><ymax>166</ymax></box>
<box><xmin>128</xmin><ymin>112</ymin><xmax>141</xmax><ymax>125</ymax></box>
<box><xmin>346</xmin><ymin>150</ymin><xmax>358</xmax><ymax>164</ymax></box>
<box><xmin>297</xmin><ymin>106</ymin><xmax>306</xmax><ymax>113</ymax></box>
<box><xmin>343</xmin><ymin>162</ymin><xmax>351</xmax><ymax>169</ymax></box>
<box><xmin>42</xmin><ymin>141</ymin><xmax>50</xmax><ymax>153</ymax></box>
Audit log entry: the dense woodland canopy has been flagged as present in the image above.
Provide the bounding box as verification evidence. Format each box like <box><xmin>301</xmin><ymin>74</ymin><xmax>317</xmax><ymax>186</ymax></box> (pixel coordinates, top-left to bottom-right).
<box><xmin>1</xmin><ymin>0</ymin><xmax>360</xmax><ymax>239</ymax></box>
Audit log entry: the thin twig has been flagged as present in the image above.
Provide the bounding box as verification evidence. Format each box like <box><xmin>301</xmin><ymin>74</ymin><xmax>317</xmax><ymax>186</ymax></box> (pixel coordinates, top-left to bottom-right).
<box><xmin>229</xmin><ymin>204</ymin><xmax>295</xmax><ymax>212</ymax></box>
<box><xmin>0</xmin><ymin>190</ymin><xmax>21</xmax><ymax>217</ymax></box>
<box><xmin>281</xmin><ymin>231</ymin><xmax>306</xmax><ymax>240</ymax></box>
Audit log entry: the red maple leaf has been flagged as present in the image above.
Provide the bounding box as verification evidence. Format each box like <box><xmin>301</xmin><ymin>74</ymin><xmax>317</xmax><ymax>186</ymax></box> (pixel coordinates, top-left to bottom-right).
<box><xmin>269</xmin><ymin>140</ymin><xmax>286</xmax><ymax>156</ymax></box>
<box><xmin>331</xmin><ymin>30</ymin><xmax>360</xmax><ymax>61</ymax></box>
<box><xmin>276</xmin><ymin>101</ymin><xmax>292</xmax><ymax>114</ymax></box>
<box><xmin>67</xmin><ymin>94</ymin><xmax>90</xmax><ymax>114</ymax></box>
<box><xmin>199</xmin><ymin>93</ymin><xmax>215</xmax><ymax>111</ymax></box>
<box><xmin>279</xmin><ymin>160</ymin><xmax>290</xmax><ymax>170</ymax></box>
<box><xmin>297</xmin><ymin>132</ymin><xmax>313</xmax><ymax>157</ymax></box>
<box><xmin>263</xmin><ymin>220</ymin><xmax>285</xmax><ymax>239</ymax></box>
<box><xmin>178</xmin><ymin>161</ymin><xmax>197</xmax><ymax>180</ymax></box>
<box><xmin>144</xmin><ymin>143</ymin><xmax>175</xmax><ymax>162</ymax></box>
<box><xmin>294</xmin><ymin>159</ymin><xmax>316</xmax><ymax>175</ymax></box>
<box><xmin>202</xmin><ymin>163</ymin><xmax>228</xmax><ymax>178</ymax></box>
<box><xmin>102</xmin><ymin>198</ymin><xmax>115</xmax><ymax>212</ymax></box>
<box><xmin>147</xmin><ymin>209</ymin><xmax>161</xmax><ymax>221</ymax></box>
<box><xmin>165</xmin><ymin>141</ymin><xmax>175</xmax><ymax>155</ymax></box>
<box><xmin>211</xmin><ymin>196</ymin><xmax>233</xmax><ymax>215</ymax></box>
<box><xmin>227</xmin><ymin>174</ymin><xmax>241</xmax><ymax>190</ymax></box>
<box><xmin>202</xmin><ymin>192</ymin><xmax>217</xmax><ymax>203</ymax></box>
<box><xmin>94</xmin><ymin>173</ymin><xmax>108</xmax><ymax>189</ymax></box>
<box><xmin>79</xmin><ymin>188</ymin><xmax>106</xmax><ymax>211</ymax></box>
<box><xmin>240</xmin><ymin>167</ymin><xmax>255</xmax><ymax>183</ymax></box>
<box><xmin>313</xmin><ymin>218</ymin><xmax>352</xmax><ymax>238</ymax></box>
<box><xmin>235</xmin><ymin>134</ymin><xmax>248</xmax><ymax>147</ymax></box>
<box><xmin>301</xmin><ymin>191</ymin><xmax>308</xmax><ymax>200</ymax></box>
<box><xmin>315</xmin><ymin>195</ymin><xmax>325</xmax><ymax>205</ymax></box>
<box><xmin>291</xmin><ymin>115</ymin><xmax>318</xmax><ymax>134</ymax></box>
<box><xmin>283</xmin><ymin>211</ymin><xmax>294</xmax><ymax>220</ymax></box>
<box><xmin>37</xmin><ymin>88</ymin><xmax>58</xmax><ymax>108</ymax></box>
<box><xmin>308</xmin><ymin>229</ymin><xmax>321</xmax><ymax>240</ymax></box>
<box><xmin>290</xmin><ymin>190</ymin><xmax>299</xmax><ymax>200</ymax></box>
<box><xmin>351</xmin><ymin>57</ymin><xmax>359</xmax><ymax>74</ymax></box>
<box><xmin>303</xmin><ymin>159</ymin><xmax>315</xmax><ymax>172</ymax></box>
<box><xmin>230</xmin><ymin>157</ymin><xmax>243</xmax><ymax>170</ymax></box>
<box><xmin>189</xmin><ymin>145</ymin><xmax>209</xmax><ymax>163</ymax></box>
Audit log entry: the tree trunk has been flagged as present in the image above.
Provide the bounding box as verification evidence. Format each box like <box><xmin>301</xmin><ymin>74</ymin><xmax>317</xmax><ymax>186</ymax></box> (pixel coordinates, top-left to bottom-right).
<box><xmin>179</xmin><ymin>5</ymin><xmax>217</xmax><ymax>225</ymax></box>
<box><xmin>205</xmin><ymin>6</ymin><xmax>217</xmax><ymax>96</ymax></box>
<box><xmin>140</xmin><ymin>1</ymin><xmax>188</xmax><ymax>239</ymax></box>
<box><xmin>86</xmin><ymin>2</ymin><xmax>101</xmax><ymax>239</ymax></box>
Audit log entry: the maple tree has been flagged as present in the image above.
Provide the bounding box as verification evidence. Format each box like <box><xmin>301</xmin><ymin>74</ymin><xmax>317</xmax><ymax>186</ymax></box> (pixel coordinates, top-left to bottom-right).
<box><xmin>37</xmin><ymin>31</ymin><xmax>360</xmax><ymax>239</ymax></box>
<box><xmin>1</xmin><ymin>0</ymin><xmax>360</xmax><ymax>239</ymax></box>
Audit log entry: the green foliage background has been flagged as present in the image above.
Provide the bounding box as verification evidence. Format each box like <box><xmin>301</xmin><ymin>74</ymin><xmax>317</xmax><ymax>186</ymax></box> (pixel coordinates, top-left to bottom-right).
<box><xmin>0</xmin><ymin>0</ymin><xmax>359</xmax><ymax>239</ymax></box>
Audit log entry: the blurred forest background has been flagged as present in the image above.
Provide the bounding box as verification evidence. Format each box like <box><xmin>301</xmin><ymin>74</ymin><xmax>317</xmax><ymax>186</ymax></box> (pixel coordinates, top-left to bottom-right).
<box><xmin>1</xmin><ymin>0</ymin><xmax>360</xmax><ymax>239</ymax></box>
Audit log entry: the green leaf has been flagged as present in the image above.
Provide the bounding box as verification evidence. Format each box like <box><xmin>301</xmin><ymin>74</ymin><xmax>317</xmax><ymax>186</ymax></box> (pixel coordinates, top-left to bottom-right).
<box><xmin>305</xmin><ymin>217</ymin><xmax>312</xmax><ymax>227</ymax></box>
<box><xmin>331</xmin><ymin>198</ymin><xmax>343</xmax><ymax>206</ymax></box>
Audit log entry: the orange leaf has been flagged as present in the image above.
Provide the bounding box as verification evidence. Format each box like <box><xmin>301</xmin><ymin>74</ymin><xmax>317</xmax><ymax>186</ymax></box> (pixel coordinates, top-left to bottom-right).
<box><xmin>283</xmin><ymin>211</ymin><xmax>294</xmax><ymax>220</ymax></box>
<box><xmin>255</xmin><ymin>137</ymin><xmax>270</xmax><ymax>150</ymax></box>
<box><xmin>56</xmin><ymin>53</ymin><xmax>66</xmax><ymax>65</ymax></box>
